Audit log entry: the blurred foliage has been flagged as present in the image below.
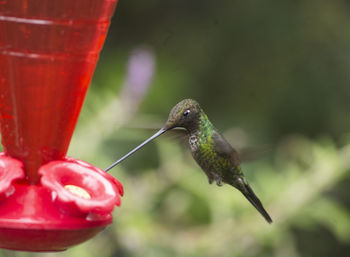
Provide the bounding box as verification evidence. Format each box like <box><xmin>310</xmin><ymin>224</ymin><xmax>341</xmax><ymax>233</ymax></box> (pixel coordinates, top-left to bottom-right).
<box><xmin>1</xmin><ymin>0</ymin><xmax>350</xmax><ymax>257</ymax></box>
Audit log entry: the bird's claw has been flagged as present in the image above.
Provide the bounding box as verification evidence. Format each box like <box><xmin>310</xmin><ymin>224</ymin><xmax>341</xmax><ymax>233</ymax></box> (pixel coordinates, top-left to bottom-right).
<box><xmin>216</xmin><ymin>180</ymin><xmax>223</xmax><ymax>186</ymax></box>
<box><xmin>213</xmin><ymin>174</ymin><xmax>223</xmax><ymax>186</ymax></box>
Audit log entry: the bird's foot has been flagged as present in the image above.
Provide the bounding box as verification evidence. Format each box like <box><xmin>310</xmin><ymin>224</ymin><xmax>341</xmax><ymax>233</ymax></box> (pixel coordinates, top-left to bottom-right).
<box><xmin>213</xmin><ymin>174</ymin><xmax>223</xmax><ymax>186</ymax></box>
<box><xmin>207</xmin><ymin>176</ymin><xmax>214</xmax><ymax>184</ymax></box>
<box><xmin>216</xmin><ymin>180</ymin><xmax>223</xmax><ymax>186</ymax></box>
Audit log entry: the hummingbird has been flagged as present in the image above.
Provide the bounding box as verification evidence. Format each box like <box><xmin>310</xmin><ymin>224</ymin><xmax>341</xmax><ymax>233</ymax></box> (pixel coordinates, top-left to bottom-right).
<box><xmin>106</xmin><ymin>99</ymin><xmax>272</xmax><ymax>223</ymax></box>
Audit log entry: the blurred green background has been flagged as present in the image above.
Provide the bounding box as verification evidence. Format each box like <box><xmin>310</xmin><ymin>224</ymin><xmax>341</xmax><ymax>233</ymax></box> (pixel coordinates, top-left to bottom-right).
<box><xmin>2</xmin><ymin>0</ymin><xmax>350</xmax><ymax>257</ymax></box>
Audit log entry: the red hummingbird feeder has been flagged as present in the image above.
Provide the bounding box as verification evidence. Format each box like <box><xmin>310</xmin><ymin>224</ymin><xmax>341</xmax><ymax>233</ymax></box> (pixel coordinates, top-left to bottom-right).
<box><xmin>0</xmin><ymin>0</ymin><xmax>123</xmax><ymax>251</ymax></box>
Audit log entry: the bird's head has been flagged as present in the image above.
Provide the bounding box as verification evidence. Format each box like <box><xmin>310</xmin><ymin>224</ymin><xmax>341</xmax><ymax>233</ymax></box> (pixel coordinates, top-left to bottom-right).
<box><xmin>163</xmin><ymin>99</ymin><xmax>202</xmax><ymax>131</ymax></box>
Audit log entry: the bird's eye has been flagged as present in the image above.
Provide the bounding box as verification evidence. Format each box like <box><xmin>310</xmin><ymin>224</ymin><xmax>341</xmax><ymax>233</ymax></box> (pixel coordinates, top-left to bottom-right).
<box><xmin>183</xmin><ymin>109</ymin><xmax>190</xmax><ymax>117</ymax></box>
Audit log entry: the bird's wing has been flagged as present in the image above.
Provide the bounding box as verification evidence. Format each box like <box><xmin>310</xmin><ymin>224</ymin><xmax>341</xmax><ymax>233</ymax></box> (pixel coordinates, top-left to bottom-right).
<box><xmin>164</xmin><ymin>128</ymin><xmax>189</xmax><ymax>146</ymax></box>
<box><xmin>212</xmin><ymin>131</ymin><xmax>240</xmax><ymax>165</ymax></box>
<box><xmin>238</xmin><ymin>144</ymin><xmax>271</xmax><ymax>163</ymax></box>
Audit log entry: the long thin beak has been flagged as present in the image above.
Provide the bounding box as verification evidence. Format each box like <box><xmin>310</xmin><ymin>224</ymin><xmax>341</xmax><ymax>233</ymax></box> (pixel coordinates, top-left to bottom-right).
<box><xmin>105</xmin><ymin>128</ymin><xmax>167</xmax><ymax>172</ymax></box>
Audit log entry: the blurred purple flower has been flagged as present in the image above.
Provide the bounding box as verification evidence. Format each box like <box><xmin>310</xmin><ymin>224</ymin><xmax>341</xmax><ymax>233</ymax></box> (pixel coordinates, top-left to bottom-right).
<box><xmin>120</xmin><ymin>46</ymin><xmax>155</xmax><ymax>115</ymax></box>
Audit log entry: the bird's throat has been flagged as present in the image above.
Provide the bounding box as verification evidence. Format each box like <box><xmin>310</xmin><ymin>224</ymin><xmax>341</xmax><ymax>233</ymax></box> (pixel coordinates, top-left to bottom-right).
<box><xmin>187</xmin><ymin>112</ymin><xmax>214</xmax><ymax>148</ymax></box>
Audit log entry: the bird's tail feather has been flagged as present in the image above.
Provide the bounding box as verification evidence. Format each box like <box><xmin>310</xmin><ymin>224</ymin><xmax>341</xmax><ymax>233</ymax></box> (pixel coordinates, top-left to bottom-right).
<box><xmin>240</xmin><ymin>181</ymin><xmax>273</xmax><ymax>224</ymax></box>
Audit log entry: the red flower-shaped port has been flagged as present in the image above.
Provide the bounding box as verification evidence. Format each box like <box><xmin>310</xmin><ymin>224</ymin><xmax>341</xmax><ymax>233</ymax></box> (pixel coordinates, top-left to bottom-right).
<box><xmin>39</xmin><ymin>158</ymin><xmax>123</xmax><ymax>216</ymax></box>
<box><xmin>0</xmin><ymin>154</ymin><xmax>25</xmax><ymax>201</ymax></box>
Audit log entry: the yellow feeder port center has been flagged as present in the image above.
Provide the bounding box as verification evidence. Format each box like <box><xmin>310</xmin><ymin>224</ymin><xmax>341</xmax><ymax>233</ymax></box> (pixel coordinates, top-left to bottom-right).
<box><xmin>64</xmin><ymin>185</ymin><xmax>91</xmax><ymax>199</ymax></box>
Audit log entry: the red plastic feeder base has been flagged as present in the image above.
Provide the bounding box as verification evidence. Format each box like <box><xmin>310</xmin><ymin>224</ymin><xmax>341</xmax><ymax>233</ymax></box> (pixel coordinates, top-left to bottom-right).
<box><xmin>0</xmin><ymin>156</ymin><xmax>123</xmax><ymax>251</ymax></box>
<box><xmin>0</xmin><ymin>184</ymin><xmax>111</xmax><ymax>251</ymax></box>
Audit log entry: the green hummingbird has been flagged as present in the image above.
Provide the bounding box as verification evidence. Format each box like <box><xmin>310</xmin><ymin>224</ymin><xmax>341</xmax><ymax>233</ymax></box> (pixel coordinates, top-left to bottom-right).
<box><xmin>106</xmin><ymin>99</ymin><xmax>272</xmax><ymax>223</ymax></box>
